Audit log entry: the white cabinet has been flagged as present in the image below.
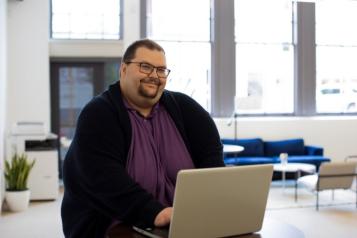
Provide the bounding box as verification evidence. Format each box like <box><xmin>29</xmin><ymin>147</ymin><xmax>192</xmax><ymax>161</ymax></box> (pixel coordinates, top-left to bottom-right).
<box><xmin>26</xmin><ymin>150</ymin><xmax>59</xmax><ymax>200</ymax></box>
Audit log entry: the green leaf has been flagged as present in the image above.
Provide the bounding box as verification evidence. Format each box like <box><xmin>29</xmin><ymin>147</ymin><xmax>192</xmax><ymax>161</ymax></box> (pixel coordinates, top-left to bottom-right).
<box><xmin>4</xmin><ymin>153</ymin><xmax>36</xmax><ymax>191</ymax></box>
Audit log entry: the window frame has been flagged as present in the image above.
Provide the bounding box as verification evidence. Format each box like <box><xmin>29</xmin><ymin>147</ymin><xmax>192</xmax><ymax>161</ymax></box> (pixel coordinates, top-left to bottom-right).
<box><xmin>50</xmin><ymin>0</ymin><xmax>124</xmax><ymax>40</ymax></box>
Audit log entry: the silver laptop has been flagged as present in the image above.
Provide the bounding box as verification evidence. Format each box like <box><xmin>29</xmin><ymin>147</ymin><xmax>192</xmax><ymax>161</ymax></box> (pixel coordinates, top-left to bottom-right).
<box><xmin>133</xmin><ymin>164</ymin><xmax>273</xmax><ymax>238</ymax></box>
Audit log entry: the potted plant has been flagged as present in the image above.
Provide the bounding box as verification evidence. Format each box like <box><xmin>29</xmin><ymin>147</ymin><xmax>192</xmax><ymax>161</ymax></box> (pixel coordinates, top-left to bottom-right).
<box><xmin>4</xmin><ymin>153</ymin><xmax>35</xmax><ymax>212</ymax></box>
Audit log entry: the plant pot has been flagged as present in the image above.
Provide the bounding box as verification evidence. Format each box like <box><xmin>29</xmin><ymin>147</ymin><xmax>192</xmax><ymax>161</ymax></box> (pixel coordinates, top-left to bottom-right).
<box><xmin>5</xmin><ymin>190</ymin><xmax>31</xmax><ymax>212</ymax></box>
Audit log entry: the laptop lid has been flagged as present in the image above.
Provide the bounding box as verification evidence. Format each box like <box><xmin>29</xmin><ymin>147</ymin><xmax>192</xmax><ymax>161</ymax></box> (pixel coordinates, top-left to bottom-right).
<box><xmin>134</xmin><ymin>164</ymin><xmax>273</xmax><ymax>238</ymax></box>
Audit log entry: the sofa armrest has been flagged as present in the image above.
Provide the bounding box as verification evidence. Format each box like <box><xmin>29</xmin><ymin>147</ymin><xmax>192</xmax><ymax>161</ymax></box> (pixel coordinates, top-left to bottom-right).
<box><xmin>305</xmin><ymin>145</ymin><xmax>323</xmax><ymax>156</ymax></box>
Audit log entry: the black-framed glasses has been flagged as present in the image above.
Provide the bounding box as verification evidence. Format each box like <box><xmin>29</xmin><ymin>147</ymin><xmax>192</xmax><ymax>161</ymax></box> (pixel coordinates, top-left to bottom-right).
<box><xmin>125</xmin><ymin>61</ymin><xmax>171</xmax><ymax>78</ymax></box>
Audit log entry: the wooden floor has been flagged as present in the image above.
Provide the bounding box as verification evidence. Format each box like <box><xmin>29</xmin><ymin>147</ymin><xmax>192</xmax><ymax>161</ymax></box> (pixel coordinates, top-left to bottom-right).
<box><xmin>1</xmin><ymin>184</ymin><xmax>356</xmax><ymax>238</ymax></box>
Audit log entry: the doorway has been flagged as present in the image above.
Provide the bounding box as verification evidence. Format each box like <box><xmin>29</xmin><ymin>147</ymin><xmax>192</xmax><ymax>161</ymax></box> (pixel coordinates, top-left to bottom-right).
<box><xmin>50</xmin><ymin>59</ymin><xmax>120</xmax><ymax>178</ymax></box>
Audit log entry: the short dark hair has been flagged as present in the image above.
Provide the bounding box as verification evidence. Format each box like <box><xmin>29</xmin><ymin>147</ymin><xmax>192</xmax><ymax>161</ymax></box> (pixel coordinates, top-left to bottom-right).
<box><xmin>122</xmin><ymin>39</ymin><xmax>165</xmax><ymax>63</ymax></box>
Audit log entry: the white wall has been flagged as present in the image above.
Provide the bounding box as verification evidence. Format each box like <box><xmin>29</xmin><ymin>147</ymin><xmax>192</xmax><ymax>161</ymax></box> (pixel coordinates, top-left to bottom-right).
<box><xmin>0</xmin><ymin>0</ymin><xmax>7</xmax><ymax>211</ymax></box>
<box><xmin>215</xmin><ymin>116</ymin><xmax>357</xmax><ymax>162</ymax></box>
<box><xmin>7</xmin><ymin>0</ymin><xmax>50</xmax><ymax>134</ymax></box>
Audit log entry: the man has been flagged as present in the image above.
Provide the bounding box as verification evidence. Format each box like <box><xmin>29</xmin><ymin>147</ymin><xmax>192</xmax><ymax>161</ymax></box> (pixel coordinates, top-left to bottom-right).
<box><xmin>61</xmin><ymin>39</ymin><xmax>224</xmax><ymax>237</ymax></box>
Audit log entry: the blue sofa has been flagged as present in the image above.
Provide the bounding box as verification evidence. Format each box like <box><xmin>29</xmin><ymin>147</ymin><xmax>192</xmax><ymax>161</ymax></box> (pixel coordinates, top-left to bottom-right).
<box><xmin>222</xmin><ymin>138</ymin><xmax>331</xmax><ymax>170</ymax></box>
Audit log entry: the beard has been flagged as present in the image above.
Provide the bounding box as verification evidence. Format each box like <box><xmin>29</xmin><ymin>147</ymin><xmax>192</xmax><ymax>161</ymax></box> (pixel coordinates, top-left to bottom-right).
<box><xmin>138</xmin><ymin>77</ymin><xmax>162</xmax><ymax>99</ymax></box>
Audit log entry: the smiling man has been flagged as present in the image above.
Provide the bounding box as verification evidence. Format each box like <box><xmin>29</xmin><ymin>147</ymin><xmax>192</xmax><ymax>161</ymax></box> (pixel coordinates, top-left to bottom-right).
<box><xmin>61</xmin><ymin>39</ymin><xmax>224</xmax><ymax>238</ymax></box>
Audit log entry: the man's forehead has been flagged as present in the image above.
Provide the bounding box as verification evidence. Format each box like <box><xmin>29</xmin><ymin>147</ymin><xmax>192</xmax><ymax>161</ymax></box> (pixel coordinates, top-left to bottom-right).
<box><xmin>134</xmin><ymin>47</ymin><xmax>166</xmax><ymax>64</ymax></box>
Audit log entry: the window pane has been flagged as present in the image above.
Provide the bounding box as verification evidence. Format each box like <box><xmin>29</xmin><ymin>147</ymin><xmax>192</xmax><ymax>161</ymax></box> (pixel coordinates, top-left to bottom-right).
<box><xmin>234</xmin><ymin>0</ymin><xmax>294</xmax><ymax>114</ymax></box>
<box><xmin>59</xmin><ymin>67</ymin><xmax>94</xmax><ymax>161</ymax></box>
<box><xmin>235</xmin><ymin>44</ymin><xmax>294</xmax><ymax>113</ymax></box>
<box><xmin>51</xmin><ymin>0</ymin><xmax>121</xmax><ymax>40</ymax></box>
<box><xmin>235</xmin><ymin>0</ymin><xmax>292</xmax><ymax>43</ymax></box>
<box><xmin>147</xmin><ymin>0</ymin><xmax>211</xmax><ymax>111</ymax></box>
<box><xmin>148</xmin><ymin>0</ymin><xmax>210</xmax><ymax>41</ymax></box>
<box><xmin>316</xmin><ymin>1</ymin><xmax>357</xmax><ymax>45</ymax></box>
<box><xmin>316</xmin><ymin>1</ymin><xmax>357</xmax><ymax>113</ymax></box>
<box><xmin>316</xmin><ymin>46</ymin><xmax>357</xmax><ymax>113</ymax></box>
<box><xmin>104</xmin><ymin>61</ymin><xmax>120</xmax><ymax>88</ymax></box>
<box><xmin>159</xmin><ymin>41</ymin><xmax>211</xmax><ymax>110</ymax></box>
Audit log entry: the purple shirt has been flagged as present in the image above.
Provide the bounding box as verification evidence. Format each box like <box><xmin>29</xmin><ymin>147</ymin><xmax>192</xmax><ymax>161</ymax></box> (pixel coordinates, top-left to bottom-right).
<box><xmin>124</xmin><ymin>101</ymin><xmax>195</xmax><ymax>206</ymax></box>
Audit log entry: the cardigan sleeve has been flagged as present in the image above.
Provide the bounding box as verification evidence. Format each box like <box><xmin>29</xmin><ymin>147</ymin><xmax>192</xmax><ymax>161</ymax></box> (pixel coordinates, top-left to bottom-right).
<box><xmin>63</xmin><ymin>96</ymin><xmax>165</xmax><ymax>226</ymax></box>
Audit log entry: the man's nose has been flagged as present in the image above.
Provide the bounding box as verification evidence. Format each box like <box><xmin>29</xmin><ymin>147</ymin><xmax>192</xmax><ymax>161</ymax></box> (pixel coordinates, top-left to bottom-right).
<box><xmin>149</xmin><ymin>68</ymin><xmax>159</xmax><ymax>78</ymax></box>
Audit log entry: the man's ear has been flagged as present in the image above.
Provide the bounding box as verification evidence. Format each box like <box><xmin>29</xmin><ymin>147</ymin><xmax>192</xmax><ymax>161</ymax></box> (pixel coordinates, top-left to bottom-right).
<box><xmin>120</xmin><ymin>63</ymin><xmax>126</xmax><ymax>78</ymax></box>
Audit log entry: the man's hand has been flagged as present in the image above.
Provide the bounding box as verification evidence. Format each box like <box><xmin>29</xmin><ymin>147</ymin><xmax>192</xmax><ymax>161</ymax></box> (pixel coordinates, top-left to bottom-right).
<box><xmin>154</xmin><ymin>207</ymin><xmax>173</xmax><ymax>227</ymax></box>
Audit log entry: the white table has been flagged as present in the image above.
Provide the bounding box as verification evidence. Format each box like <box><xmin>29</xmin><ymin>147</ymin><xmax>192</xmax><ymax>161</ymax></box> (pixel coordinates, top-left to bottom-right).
<box><xmin>273</xmin><ymin>163</ymin><xmax>316</xmax><ymax>199</ymax></box>
<box><xmin>223</xmin><ymin>144</ymin><xmax>244</xmax><ymax>154</ymax></box>
<box><xmin>222</xmin><ymin>144</ymin><xmax>244</xmax><ymax>166</ymax></box>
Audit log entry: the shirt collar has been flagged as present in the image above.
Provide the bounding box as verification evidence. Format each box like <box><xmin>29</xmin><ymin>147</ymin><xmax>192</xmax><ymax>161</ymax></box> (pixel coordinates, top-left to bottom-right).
<box><xmin>122</xmin><ymin>97</ymin><xmax>160</xmax><ymax>119</ymax></box>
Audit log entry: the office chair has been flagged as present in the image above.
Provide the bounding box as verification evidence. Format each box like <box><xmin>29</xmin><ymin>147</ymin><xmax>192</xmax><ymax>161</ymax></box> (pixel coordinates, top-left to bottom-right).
<box><xmin>345</xmin><ymin>155</ymin><xmax>357</xmax><ymax>191</ymax></box>
<box><xmin>296</xmin><ymin>161</ymin><xmax>357</xmax><ymax>210</ymax></box>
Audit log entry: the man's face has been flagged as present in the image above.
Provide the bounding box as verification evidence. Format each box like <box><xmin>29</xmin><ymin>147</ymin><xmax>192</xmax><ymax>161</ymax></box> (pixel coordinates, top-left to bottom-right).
<box><xmin>120</xmin><ymin>47</ymin><xmax>168</xmax><ymax>107</ymax></box>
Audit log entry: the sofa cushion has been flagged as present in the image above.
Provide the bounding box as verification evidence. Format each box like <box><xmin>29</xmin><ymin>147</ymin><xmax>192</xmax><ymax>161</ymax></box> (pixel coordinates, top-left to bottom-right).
<box><xmin>286</xmin><ymin>155</ymin><xmax>331</xmax><ymax>164</ymax></box>
<box><xmin>222</xmin><ymin>138</ymin><xmax>264</xmax><ymax>157</ymax></box>
<box><xmin>304</xmin><ymin>145</ymin><xmax>323</xmax><ymax>156</ymax></box>
<box><xmin>224</xmin><ymin>157</ymin><xmax>274</xmax><ymax>166</ymax></box>
<box><xmin>264</xmin><ymin>139</ymin><xmax>305</xmax><ymax>156</ymax></box>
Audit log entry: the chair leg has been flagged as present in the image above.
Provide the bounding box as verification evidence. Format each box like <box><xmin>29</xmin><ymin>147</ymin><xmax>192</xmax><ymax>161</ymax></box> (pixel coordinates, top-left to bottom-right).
<box><xmin>332</xmin><ymin>190</ymin><xmax>335</xmax><ymax>201</ymax></box>
<box><xmin>295</xmin><ymin>181</ymin><xmax>298</xmax><ymax>202</ymax></box>
<box><xmin>316</xmin><ymin>191</ymin><xmax>319</xmax><ymax>211</ymax></box>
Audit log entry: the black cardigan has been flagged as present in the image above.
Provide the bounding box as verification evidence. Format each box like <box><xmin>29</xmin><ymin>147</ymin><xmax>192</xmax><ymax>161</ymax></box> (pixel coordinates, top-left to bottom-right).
<box><xmin>61</xmin><ymin>82</ymin><xmax>224</xmax><ymax>237</ymax></box>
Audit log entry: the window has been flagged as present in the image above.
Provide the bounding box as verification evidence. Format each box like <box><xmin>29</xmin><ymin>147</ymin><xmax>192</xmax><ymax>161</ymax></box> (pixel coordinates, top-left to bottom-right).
<box><xmin>316</xmin><ymin>1</ymin><xmax>357</xmax><ymax>113</ymax></box>
<box><xmin>234</xmin><ymin>0</ymin><xmax>294</xmax><ymax>114</ymax></box>
<box><xmin>51</xmin><ymin>0</ymin><xmax>122</xmax><ymax>39</ymax></box>
<box><xmin>146</xmin><ymin>0</ymin><xmax>211</xmax><ymax>111</ymax></box>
